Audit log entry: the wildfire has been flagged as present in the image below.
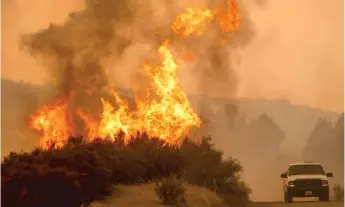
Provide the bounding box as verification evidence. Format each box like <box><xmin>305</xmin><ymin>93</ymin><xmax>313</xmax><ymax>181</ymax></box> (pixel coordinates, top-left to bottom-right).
<box><xmin>214</xmin><ymin>0</ymin><xmax>240</xmax><ymax>33</ymax></box>
<box><xmin>30</xmin><ymin>100</ymin><xmax>69</xmax><ymax>149</ymax></box>
<box><xmin>29</xmin><ymin>0</ymin><xmax>240</xmax><ymax>149</ymax></box>
<box><xmin>172</xmin><ymin>8</ymin><xmax>214</xmax><ymax>37</ymax></box>
<box><xmin>77</xmin><ymin>43</ymin><xmax>201</xmax><ymax>142</ymax></box>
<box><xmin>171</xmin><ymin>0</ymin><xmax>240</xmax><ymax>37</ymax></box>
<box><xmin>137</xmin><ymin>42</ymin><xmax>201</xmax><ymax>140</ymax></box>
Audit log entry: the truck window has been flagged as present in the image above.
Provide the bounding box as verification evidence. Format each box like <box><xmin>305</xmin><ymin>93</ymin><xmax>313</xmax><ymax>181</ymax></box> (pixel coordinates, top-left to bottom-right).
<box><xmin>288</xmin><ymin>165</ymin><xmax>325</xmax><ymax>176</ymax></box>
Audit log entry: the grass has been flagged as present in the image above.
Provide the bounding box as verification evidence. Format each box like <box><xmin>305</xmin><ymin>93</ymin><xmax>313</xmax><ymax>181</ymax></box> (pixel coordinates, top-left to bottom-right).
<box><xmin>91</xmin><ymin>184</ymin><xmax>227</xmax><ymax>207</ymax></box>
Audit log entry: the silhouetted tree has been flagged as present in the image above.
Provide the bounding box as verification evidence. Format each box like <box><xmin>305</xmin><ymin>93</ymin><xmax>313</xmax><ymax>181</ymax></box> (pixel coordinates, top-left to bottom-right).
<box><xmin>333</xmin><ymin>113</ymin><xmax>344</xmax><ymax>164</ymax></box>
<box><xmin>228</xmin><ymin>113</ymin><xmax>286</xmax><ymax>159</ymax></box>
<box><xmin>246</xmin><ymin>113</ymin><xmax>285</xmax><ymax>157</ymax></box>
<box><xmin>303</xmin><ymin>117</ymin><xmax>334</xmax><ymax>162</ymax></box>
<box><xmin>303</xmin><ymin>114</ymin><xmax>344</xmax><ymax>185</ymax></box>
<box><xmin>224</xmin><ymin>104</ymin><xmax>240</xmax><ymax>130</ymax></box>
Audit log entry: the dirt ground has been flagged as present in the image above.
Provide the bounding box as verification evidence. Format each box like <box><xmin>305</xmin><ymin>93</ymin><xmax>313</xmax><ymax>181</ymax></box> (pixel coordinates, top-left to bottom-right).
<box><xmin>92</xmin><ymin>184</ymin><xmax>344</xmax><ymax>207</ymax></box>
<box><xmin>91</xmin><ymin>184</ymin><xmax>227</xmax><ymax>207</ymax></box>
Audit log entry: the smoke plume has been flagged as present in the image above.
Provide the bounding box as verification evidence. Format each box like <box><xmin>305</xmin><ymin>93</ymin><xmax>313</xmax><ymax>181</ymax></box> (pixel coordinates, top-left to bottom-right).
<box><xmin>11</xmin><ymin>0</ymin><xmax>269</xmax><ymax>200</ymax></box>
<box><xmin>20</xmin><ymin>0</ymin><xmax>265</xmax><ymax>136</ymax></box>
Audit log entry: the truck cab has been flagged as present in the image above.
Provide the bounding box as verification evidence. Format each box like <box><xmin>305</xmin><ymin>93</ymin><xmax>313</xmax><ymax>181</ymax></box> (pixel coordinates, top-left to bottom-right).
<box><xmin>280</xmin><ymin>162</ymin><xmax>333</xmax><ymax>203</ymax></box>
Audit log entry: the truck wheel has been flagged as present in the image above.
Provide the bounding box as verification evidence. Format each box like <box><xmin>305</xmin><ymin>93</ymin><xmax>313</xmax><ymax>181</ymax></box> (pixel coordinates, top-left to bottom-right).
<box><xmin>284</xmin><ymin>192</ymin><xmax>293</xmax><ymax>203</ymax></box>
<box><xmin>319</xmin><ymin>194</ymin><xmax>329</xmax><ymax>202</ymax></box>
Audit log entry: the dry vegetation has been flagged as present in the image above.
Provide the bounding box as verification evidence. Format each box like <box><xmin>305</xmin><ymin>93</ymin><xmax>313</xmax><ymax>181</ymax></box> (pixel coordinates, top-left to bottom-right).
<box><xmin>2</xmin><ymin>134</ymin><xmax>251</xmax><ymax>207</ymax></box>
<box><xmin>92</xmin><ymin>183</ymin><xmax>226</xmax><ymax>207</ymax></box>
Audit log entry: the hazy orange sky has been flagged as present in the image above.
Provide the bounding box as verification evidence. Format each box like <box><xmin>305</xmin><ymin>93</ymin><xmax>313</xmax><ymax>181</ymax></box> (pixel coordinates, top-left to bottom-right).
<box><xmin>2</xmin><ymin>0</ymin><xmax>344</xmax><ymax>112</ymax></box>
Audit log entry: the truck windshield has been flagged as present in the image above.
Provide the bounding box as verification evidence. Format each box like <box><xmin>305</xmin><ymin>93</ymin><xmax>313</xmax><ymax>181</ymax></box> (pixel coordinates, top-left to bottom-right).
<box><xmin>288</xmin><ymin>165</ymin><xmax>325</xmax><ymax>175</ymax></box>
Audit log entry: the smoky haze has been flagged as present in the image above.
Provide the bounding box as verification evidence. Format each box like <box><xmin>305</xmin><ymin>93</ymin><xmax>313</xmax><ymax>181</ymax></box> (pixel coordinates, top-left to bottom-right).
<box><xmin>236</xmin><ymin>0</ymin><xmax>344</xmax><ymax>112</ymax></box>
<box><xmin>2</xmin><ymin>0</ymin><xmax>343</xmax><ymax>202</ymax></box>
<box><xmin>2</xmin><ymin>0</ymin><xmax>343</xmax><ymax>112</ymax></box>
<box><xmin>17</xmin><ymin>0</ymin><xmax>263</xmax><ymax>137</ymax></box>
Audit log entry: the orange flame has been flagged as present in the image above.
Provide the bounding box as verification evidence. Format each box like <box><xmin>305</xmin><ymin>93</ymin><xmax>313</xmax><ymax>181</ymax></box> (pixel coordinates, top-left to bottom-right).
<box><xmin>172</xmin><ymin>0</ymin><xmax>240</xmax><ymax>37</ymax></box>
<box><xmin>97</xmin><ymin>92</ymin><xmax>134</xmax><ymax>140</ymax></box>
<box><xmin>29</xmin><ymin>0</ymin><xmax>240</xmax><ymax>148</ymax></box>
<box><xmin>137</xmin><ymin>42</ymin><xmax>201</xmax><ymax>141</ymax></box>
<box><xmin>79</xmin><ymin>43</ymin><xmax>201</xmax><ymax>142</ymax></box>
<box><xmin>30</xmin><ymin>100</ymin><xmax>69</xmax><ymax>149</ymax></box>
<box><xmin>214</xmin><ymin>0</ymin><xmax>240</xmax><ymax>33</ymax></box>
<box><xmin>172</xmin><ymin>8</ymin><xmax>214</xmax><ymax>37</ymax></box>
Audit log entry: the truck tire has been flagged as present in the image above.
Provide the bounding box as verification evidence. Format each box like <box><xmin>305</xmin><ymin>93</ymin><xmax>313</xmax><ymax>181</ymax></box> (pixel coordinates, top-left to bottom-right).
<box><xmin>284</xmin><ymin>192</ymin><xmax>293</xmax><ymax>203</ymax></box>
<box><xmin>319</xmin><ymin>193</ymin><xmax>329</xmax><ymax>202</ymax></box>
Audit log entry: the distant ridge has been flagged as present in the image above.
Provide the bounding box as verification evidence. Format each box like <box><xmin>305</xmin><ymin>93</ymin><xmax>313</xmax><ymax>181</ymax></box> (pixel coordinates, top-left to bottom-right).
<box><xmin>1</xmin><ymin>78</ymin><xmax>341</xmax><ymax>155</ymax></box>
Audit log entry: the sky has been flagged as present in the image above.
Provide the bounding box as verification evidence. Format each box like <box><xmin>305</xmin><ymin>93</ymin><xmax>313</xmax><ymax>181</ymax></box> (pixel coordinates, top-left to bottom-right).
<box><xmin>2</xmin><ymin>0</ymin><xmax>344</xmax><ymax>112</ymax></box>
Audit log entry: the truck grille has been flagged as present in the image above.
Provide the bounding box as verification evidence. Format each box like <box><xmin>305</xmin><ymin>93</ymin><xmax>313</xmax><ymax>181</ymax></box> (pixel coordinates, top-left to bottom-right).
<box><xmin>295</xmin><ymin>179</ymin><xmax>321</xmax><ymax>187</ymax></box>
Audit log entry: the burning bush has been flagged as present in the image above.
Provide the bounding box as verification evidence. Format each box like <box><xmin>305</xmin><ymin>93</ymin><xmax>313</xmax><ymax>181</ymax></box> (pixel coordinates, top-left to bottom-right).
<box><xmin>2</xmin><ymin>134</ymin><xmax>250</xmax><ymax>207</ymax></box>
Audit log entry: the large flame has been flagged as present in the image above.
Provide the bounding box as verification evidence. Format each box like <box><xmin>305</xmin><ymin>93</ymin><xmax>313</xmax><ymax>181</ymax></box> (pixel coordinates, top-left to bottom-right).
<box><xmin>78</xmin><ymin>42</ymin><xmax>201</xmax><ymax>143</ymax></box>
<box><xmin>30</xmin><ymin>0</ymin><xmax>240</xmax><ymax>149</ymax></box>
<box><xmin>30</xmin><ymin>99</ymin><xmax>69</xmax><ymax>149</ymax></box>
<box><xmin>172</xmin><ymin>0</ymin><xmax>240</xmax><ymax>37</ymax></box>
<box><xmin>172</xmin><ymin>8</ymin><xmax>214</xmax><ymax>37</ymax></box>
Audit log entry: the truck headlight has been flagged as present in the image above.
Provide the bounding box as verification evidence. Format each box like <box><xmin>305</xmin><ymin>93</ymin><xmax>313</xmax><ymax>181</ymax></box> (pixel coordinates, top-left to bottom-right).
<box><xmin>288</xmin><ymin>181</ymin><xmax>295</xmax><ymax>187</ymax></box>
<box><xmin>322</xmin><ymin>180</ymin><xmax>328</xmax><ymax>186</ymax></box>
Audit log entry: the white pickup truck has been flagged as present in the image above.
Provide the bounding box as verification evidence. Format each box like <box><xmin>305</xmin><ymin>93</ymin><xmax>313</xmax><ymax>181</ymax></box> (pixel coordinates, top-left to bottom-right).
<box><xmin>280</xmin><ymin>162</ymin><xmax>333</xmax><ymax>203</ymax></box>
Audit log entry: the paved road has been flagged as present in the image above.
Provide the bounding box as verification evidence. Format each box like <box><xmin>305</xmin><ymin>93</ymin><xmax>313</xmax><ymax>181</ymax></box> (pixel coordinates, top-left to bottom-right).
<box><xmin>249</xmin><ymin>201</ymin><xmax>344</xmax><ymax>207</ymax></box>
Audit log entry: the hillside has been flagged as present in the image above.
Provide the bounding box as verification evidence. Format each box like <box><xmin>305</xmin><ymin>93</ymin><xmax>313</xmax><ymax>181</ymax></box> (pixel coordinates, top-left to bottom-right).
<box><xmin>1</xmin><ymin>78</ymin><xmax>340</xmax><ymax>156</ymax></box>
<box><xmin>1</xmin><ymin>78</ymin><xmax>342</xmax><ymax>201</ymax></box>
<box><xmin>189</xmin><ymin>95</ymin><xmax>340</xmax><ymax>155</ymax></box>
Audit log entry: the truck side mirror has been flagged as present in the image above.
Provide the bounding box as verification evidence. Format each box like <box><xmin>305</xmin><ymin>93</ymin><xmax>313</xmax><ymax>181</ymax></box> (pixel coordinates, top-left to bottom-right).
<box><xmin>280</xmin><ymin>172</ymin><xmax>287</xmax><ymax>178</ymax></box>
<box><xmin>326</xmin><ymin>172</ymin><xmax>333</xmax><ymax>177</ymax></box>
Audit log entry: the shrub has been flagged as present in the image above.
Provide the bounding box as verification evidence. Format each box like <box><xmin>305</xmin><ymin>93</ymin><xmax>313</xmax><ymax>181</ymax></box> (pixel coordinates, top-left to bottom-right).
<box><xmin>155</xmin><ymin>176</ymin><xmax>187</xmax><ymax>206</ymax></box>
<box><xmin>79</xmin><ymin>133</ymin><xmax>184</xmax><ymax>184</ymax></box>
<box><xmin>215</xmin><ymin>176</ymin><xmax>251</xmax><ymax>206</ymax></box>
<box><xmin>125</xmin><ymin>133</ymin><xmax>184</xmax><ymax>182</ymax></box>
<box><xmin>333</xmin><ymin>184</ymin><xmax>344</xmax><ymax>201</ymax></box>
<box><xmin>180</xmin><ymin>136</ymin><xmax>251</xmax><ymax>206</ymax></box>
<box><xmin>2</xmin><ymin>163</ymin><xmax>83</xmax><ymax>207</ymax></box>
<box><xmin>2</xmin><ymin>145</ymin><xmax>114</xmax><ymax>207</ymax></box>
<box><xmin>46</xmin><ymin>146</ymin><xmax>114</xmax><ymax>205</ymax></box>
<box><xmin>2</xmin><ymin>134</ymin><xmax>251</xmax><ymax>207</ymax></box>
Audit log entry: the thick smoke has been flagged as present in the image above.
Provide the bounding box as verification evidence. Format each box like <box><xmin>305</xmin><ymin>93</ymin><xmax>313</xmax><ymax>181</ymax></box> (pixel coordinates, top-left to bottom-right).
<box><xmin>172</xmin><ymin>0</ymin><xmax>261</xmax><ymax>99</ymax></box>
<box><xmin>20</xmin><ymin>0</ymin><xmax>264</xmax><ymax>136</ymax></box>
<box><xmin>18</xmin><ymin>0</ymin><xmax>271</xmax><ymax>200</ymax></box>
<box><xmin>20</xmin><ymin>0</ymin><xmax>137</xmax><ymax>135</ymax></box>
